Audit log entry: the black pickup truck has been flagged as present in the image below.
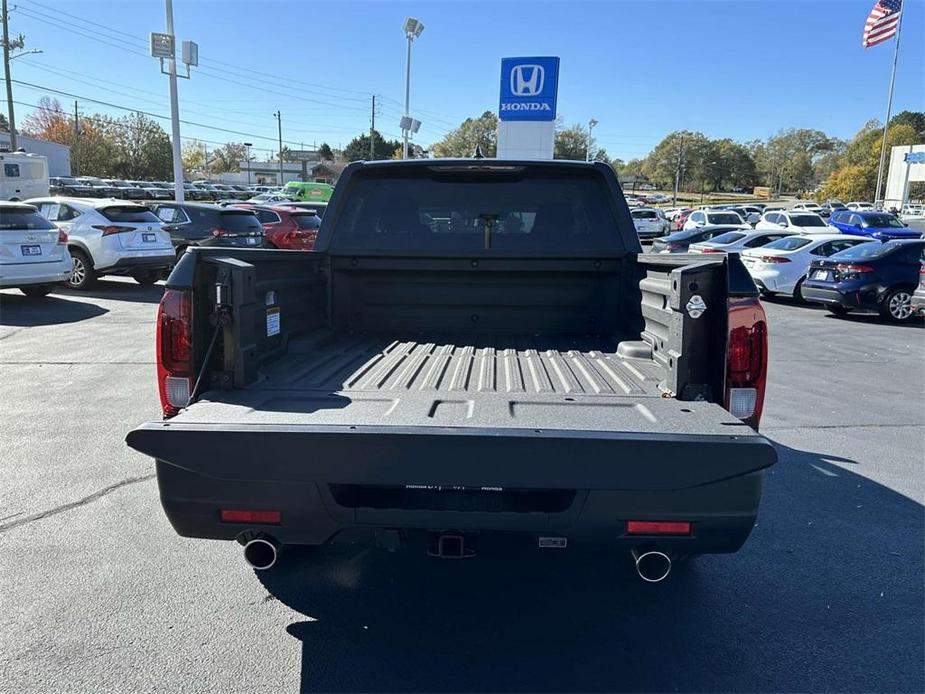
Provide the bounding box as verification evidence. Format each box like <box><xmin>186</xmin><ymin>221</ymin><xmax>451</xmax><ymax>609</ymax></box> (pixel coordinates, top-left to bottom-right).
<box><xmin>126</xmin><ymin>160</ymin><xmax>776</xmax><ymax>582</ymax></box>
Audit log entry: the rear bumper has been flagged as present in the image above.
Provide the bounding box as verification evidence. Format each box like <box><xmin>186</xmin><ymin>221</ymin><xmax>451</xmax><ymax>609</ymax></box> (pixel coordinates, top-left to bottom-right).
<box><xmin>801</xmin><ymin>284</ymin><xmax>863</xmax><ymax>308</ymax></box>
<box><xmin>128</xmin><ymin>423</ymin><xmax>776</xmax><ymax>554</ymax></box>
<box><xmin>0</xmin><ymin>257</ymin><xmax>72</xmax><ymax>287</ymax></box>
<box><xmin>96</xmin><ymin>254</ymin><xmax>175</xmax><ymax>274</ymax></box>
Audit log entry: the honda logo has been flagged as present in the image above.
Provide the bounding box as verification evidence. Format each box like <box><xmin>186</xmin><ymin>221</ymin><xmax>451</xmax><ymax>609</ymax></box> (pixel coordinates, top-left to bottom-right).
<box><xmin>510</xmin><ymin>64</ymin><xmax>545</xmax><ymax>97</ymax></box>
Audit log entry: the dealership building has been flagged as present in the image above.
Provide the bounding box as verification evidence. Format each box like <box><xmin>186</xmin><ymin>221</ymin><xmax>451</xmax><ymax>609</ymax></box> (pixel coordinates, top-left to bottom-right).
<box><xmin>885</xmin><ymin>144</ymin><xmax>925</xmax><ymax>206</ymax></box>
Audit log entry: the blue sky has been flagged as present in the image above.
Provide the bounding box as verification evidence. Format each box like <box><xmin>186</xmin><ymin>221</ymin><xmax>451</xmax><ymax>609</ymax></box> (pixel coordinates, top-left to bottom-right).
<box><xmin>8</xmin><ymin>0</ymin><xmax>925</xmax><ymax>162</ymax></box>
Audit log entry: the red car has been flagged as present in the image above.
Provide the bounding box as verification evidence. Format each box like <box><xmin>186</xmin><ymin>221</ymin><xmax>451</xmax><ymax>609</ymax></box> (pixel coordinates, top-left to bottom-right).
<box><xmin>232</xmin><ymin>204</ymin><xmax>321</xmax><ymax>250</ymax></box>
<box><xmin>674</xmin><ymin>211</ymin><xmax>691</xmax><ymax>230</ymax></box>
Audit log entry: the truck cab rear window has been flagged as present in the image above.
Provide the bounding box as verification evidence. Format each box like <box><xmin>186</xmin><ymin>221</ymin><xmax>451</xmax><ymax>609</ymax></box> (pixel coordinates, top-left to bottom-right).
<box><xmin>330</xmin><ymin>170</ymin><xmax>625</xmax><ymax>254</ymax></box>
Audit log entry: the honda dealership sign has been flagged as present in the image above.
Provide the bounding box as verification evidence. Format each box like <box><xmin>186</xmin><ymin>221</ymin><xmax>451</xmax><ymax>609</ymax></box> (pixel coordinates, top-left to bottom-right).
<box><xmin>497</xmin><ymin>56</ymin><xmax>560</xmax><ymax>159</ymax></box>
<box><xmin>499</xmin><ymin>57</ymin><xmax>559</xmax><ymax>122</ymax></box>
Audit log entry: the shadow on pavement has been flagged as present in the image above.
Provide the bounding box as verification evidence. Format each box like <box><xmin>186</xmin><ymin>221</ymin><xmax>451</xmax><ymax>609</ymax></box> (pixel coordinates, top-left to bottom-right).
<box><xmin>58</xmin><ymin>279</ymin><xmax>165</xmax><ymax>304</ymax></box>
<box><xmin>0</xmin><ymin>292</ymin><xmax>109</xmax><ymax>326</ymax></box>
<box><xmin>254</xmin><ymin>442</ymin><xmax>923</xmax><ymax>693</ymax></box>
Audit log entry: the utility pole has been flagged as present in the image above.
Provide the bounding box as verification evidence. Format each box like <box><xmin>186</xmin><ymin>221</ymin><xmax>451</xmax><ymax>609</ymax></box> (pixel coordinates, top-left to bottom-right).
<box><xmin>163</xmin><ymin>0</ymin><xmax>184</xmax><ymax>201</ymax></box>
<box><xmin>672</xmin><ymin>134</ymin><xmax>685</xmax><ymax>206</ymax></box>
<box><xmin>369</xmin><ymin>94</ymin><xmax>376</xmax><ymax>160</ymax></box>
<box><xmin>273</xmin><ymin>110</ymin><xmax>283</xmax><ymax>184</ymax></box>
<box><xmin>73</xmin><ymin>101</ymin><xmax>79</xmax><ymax>175</ymax></box>
<box><xmin>2</xmin><ymin>0</ymin><xmax>19</xmax><ymax>150</ymax></box>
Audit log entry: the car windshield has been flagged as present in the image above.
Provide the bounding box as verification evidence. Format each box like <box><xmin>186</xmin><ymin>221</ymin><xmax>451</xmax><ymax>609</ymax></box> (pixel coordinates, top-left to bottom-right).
<box><xmin>790</xmin><ymin>214</ymin><xmax>826</xmax><ymax>227</ymax></box>
<box><xmin>631</xmin><ymin>210</ymin><xmax>657</xmax><ymax>219</ymax></box>
<box><xmin>707</xmin><ymin>213</ymin><xmax>743</xmax><ymax>224</ymax></box>
<box><xmin>707</xmin><ymin>231</ymin><xmax>747</xmax><ymax>244</ymax></box>
<box><xmin>861</xmin><ymin>213</ymin><xmax>904</xmax><ymax>229</ymax></box>
<box><xmin>829</xmin><ymin>241</ymin><xmax>894</xmax><ymax>260</ymax></box>
<box><xmin>763</xmin><ymin>236</ymin><xmax>813</xmax><ymax>251</ymax></box>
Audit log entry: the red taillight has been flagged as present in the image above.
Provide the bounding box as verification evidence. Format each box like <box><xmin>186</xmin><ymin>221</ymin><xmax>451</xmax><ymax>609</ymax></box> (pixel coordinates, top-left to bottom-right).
<box><xmin>56</xmin><ymin>228</ymin><xmax>68</xmax><ymax>244</ymax></box>
<box><xmin>211</xmin><ymin>227</ymin><xmax>226</xmax><ymax>237</ymax></box>
<box><xmin>156</xmin><ymin>289</ymin><xmax>192</xmax><ymax>418</ymax></box>
<box><xmin>699</xmin><ymin>247</ymin><xmax>723</xmax><ymax>253</ymax></box>
<box><xmin>835</xmin><ymin>263</ymin><xmax>874</xmax><ymax>274</ymax></box>
<box><xmin>91</xmin><ymin>224</ymin><xmax>134</xmax><ymax>235</ymax></box>
<box><xmin>220</xmin><ymin>509</ymin><xmax>282</xmax><ymax>524</ymax></box>
<box><xmin>919</xmin><ymin>264</ymin><xmax>925</xmax><ymax>275</ymax></box>
<box><xmin>725</xmin><ymin>297</ymin><xmax>768</xmax><ymax>429</ymax></box>
<box><xmin>627</xmin><ymin>520</ymin><xmax>691</xmax><ymax>536</ymax></box>
<box><xmin>760</xmin><ymin>255</ymin><xmax>790</xmax><ymax>264</ymax></box>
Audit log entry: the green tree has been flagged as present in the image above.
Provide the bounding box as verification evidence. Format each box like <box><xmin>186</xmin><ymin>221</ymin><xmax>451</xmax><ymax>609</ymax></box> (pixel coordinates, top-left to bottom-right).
<box><xmin>0</xmin><ymin>113</ymin><xmax>8</xmax><ymax>133</ymax></box>
<box><xmin>554</xmin><ymin>123</ymin><xmax>606</xmax><ymax>161</ymax></box>
<box><xmin>431</xmin><ymin>111</ymin><xmax>498</xmax><ymax>158</ymax></box>
<box><xmin>889</xmin><ymin>111</ymin><xmax>925</xmax><ymax>139</ymax></box>
<box><xmin>181</xmin><ymin>139</ymin><xmax>206</xmax><ymax>174</ymax></box>
<box><xmin>210</xmin><ymin>142</ymin><xmax>247</xmax><ymax>173</ymax></box>
<box><xmin>106</xmin><ymin>113</ymin><xmax>172</xmax><ymax>180</ymax></box>
<box><xmin>342</xmin><ymin>129</ymin><xmax>401</xmax><ymax>161</ymax></box>
<box><xmin>642</xmin><ymin>131</ymin><xmax>711</xmax><ymax>190</ymax></box>
<box><xmin>318</xmin><ymin>142</ymin><xmax>334</xmax><ymax>161</ymax></box>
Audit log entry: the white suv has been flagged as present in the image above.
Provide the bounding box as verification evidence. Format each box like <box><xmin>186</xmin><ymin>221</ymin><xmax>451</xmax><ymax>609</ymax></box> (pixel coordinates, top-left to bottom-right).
<box><xmin>0</xmin><ymin>202</ymin><xmax>72</xmax><ymax>297</ymax></box>
<box><xmin>28</xmin><ymin>198</ymin><xmax>175</xmax><ymax>289</ymax></box>
<box><xmin>756</xmin><ymin>210</ymin><xmax>830</xmax><ymax>234</ymax></box>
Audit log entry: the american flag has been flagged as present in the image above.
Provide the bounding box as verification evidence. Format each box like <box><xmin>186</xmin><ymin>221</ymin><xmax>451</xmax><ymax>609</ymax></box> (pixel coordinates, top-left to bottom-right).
<box><xmin>863</xmin><ymin>0</ymin><xmax>902</xmax><ymax>48</ymax></box>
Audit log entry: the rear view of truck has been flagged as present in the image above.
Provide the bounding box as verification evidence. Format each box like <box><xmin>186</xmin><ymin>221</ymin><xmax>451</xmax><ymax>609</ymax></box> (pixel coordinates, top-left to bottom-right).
<box><xmin>126</xmin><ymin>160</ymin><xmax>775</xmax><ymax>582</ymax></box>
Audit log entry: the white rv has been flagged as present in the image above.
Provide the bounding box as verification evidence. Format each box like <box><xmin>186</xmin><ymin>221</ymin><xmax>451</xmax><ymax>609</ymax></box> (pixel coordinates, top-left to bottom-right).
<box><xmin>0</xmin><ymin>152</ymin><xmax>50</xmax><ymax>201</ymax></box>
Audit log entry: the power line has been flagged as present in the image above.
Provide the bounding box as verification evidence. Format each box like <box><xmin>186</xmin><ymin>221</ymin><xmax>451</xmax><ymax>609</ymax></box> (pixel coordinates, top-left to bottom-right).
<box><xmin>12</xmin><ymin>79</ymin><xmax>316</xmax><ymax>148</ymax></box>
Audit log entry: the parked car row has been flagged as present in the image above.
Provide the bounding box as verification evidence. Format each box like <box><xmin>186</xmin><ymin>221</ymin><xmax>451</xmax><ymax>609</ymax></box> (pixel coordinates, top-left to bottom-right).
<box><xmin>0</xmin><ymin>195</ymin><xmax>330</xmax><ymax>297</ymax></box>
<box><xmin>647</xmin><ymin>220</ymin><xmax>924</xmax><ymax>322</ymax></box>
<box><xmin>47</xmin><ymin>177</ymin><xmax>285</xmax><ymax>203</ymax></box>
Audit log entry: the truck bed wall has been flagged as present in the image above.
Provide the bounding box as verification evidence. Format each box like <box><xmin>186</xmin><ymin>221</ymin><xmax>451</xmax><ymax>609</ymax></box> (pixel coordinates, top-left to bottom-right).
<box><xmin>328</xmin><ymin>255</ymin><xmax>638</xmax><ymax>337</ymax></box>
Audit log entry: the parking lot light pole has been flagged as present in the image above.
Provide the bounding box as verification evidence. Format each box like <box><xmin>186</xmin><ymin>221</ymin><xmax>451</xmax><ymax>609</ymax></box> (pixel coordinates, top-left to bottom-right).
<box><xmin>244</xmin><ymin>142</ymin><xmax>252</xmax><ymax>186</ymax></box>
<box><xmin>585</xmin><ymin>118</ymin><xmax>598</xmax><ymax>162</ymax></box>
<box><xmin>401</xmin><ymin>17</ymin><xmax>424</xmax><ymax>160</ymax></box>
<box><xmin>164</xmin><ymin>0</ymin><xmax>184</xmax><ymax>202</ymax></box>
<box><xmin>273</xmin><ymin>111</ymin><xmax>283</xmax><ymax>184</ymax></box>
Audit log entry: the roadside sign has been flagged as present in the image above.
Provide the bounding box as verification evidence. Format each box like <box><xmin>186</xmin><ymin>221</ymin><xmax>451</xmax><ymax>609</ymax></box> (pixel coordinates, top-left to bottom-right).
<box><xmin>150</xmin><ymin>32</ymin><xmax>174</xmax><ymax>59</ymax></box>
<box><xmin>499</xmin><ymin>56</ymin><xmax>559</xmax><ymax>122</ymax></box>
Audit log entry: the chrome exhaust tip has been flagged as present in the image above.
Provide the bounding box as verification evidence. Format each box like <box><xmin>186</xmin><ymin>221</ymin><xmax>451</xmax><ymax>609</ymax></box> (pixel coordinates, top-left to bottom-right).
<box><xmin>243</xmin><ymin>536</ymin><xmax>279</xmax><ymax>571</ymax></box>
<box><xmin>632</xmin><ymin>546</ymin><xmax>672</xmax><ymax>583</ymax></box>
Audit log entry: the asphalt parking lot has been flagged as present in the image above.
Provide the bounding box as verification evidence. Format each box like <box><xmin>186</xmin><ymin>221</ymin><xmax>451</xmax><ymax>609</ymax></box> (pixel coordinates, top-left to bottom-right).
<box><xmin>0</xmin><ymin>279</ymin><xmax>922</xmax><ymax>693</ymax></box>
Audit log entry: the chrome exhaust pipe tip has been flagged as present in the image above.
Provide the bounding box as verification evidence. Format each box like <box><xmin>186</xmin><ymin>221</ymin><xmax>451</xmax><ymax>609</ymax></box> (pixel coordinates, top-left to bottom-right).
<box><xmin>632</xmin><ymin>547</ymin><xmax>672</xmax><ymax>583</ymax></box>
<box><xmin>243</xmin><ymin>536</ymin><xmax>279</xmax><ymax>571</ymax></box>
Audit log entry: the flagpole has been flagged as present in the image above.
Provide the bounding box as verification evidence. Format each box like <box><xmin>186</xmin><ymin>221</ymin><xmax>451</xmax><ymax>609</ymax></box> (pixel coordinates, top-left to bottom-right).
<box><xmin>873</xmin><ymin>6</ymin><xmax>904</xmax><ymax>208</ymax></box>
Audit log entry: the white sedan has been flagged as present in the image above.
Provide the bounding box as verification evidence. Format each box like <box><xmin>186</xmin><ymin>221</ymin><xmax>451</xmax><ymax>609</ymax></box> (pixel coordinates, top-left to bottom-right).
<box><xmin>0</xmin><ymin>202</ymin><xmax>72</xmax><ymax>297</ymax></box>
<box><xmin>688</xmin><ymin>228</ymin><xmax>797</xmax><ymax>254</ymax></box>
<box><xmin>756</xmin><ymin>210</ymin><xmax>830</xmax><ymax>234</ymax></box>
<box><xmin>846</xmin><ymin>201</ymin><xmax>875</xmax><ymax>211</ymax></box>
<box><xmin>791</xmin><ymin>202</ymin><xmax>825</xmax><ymax>214</ymax></box>
<box><xmin>740</xmin><ymin>233</ymin><xmax>871</xmax><ymax>300</ymax></box>
<box><xmin>682</xmin><ymin>209</ymin><xmax>748</xmax><ymax>230</ymax></box>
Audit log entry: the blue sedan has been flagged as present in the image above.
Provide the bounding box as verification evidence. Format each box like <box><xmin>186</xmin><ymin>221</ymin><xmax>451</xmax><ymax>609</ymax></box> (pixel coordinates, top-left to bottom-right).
<box><xmin>827</xmin><ymin>210</ymin><xmax>922</xmax><ymax>241</ymax></box>
<box><xmin>801</xmin><ymin>239</ymin><xmax>925</xmax><ymax>322</ymax></box>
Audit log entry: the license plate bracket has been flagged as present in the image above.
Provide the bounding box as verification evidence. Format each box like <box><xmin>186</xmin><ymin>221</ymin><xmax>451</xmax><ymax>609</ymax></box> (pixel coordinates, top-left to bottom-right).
<box><xmin>812</xmin><ymin>270</ymin><xmax>829</xmax><ymax>281</ymax></box>
<box><xmin>21</xmin><ymin>244</ymin><xmax>41</xmax><ymax>256</ymax></box>
<box><xmin>142</xmin><ymin>233</ymin><xmax>157</xmax><ymax>243</ymax></box>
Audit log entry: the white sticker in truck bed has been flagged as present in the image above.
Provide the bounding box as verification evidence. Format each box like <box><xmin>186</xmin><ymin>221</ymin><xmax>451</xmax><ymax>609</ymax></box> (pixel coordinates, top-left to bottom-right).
<box><xmin>266</xmin><ymin>307</ymin><xmax>280</xmax><ymax>337</ymax></box>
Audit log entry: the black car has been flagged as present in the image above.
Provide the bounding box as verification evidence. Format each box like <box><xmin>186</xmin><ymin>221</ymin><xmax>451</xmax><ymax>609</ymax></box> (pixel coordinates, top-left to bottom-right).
<box><xmin>182</xmin><ymin>183</ymin><xmax>210</xmax><ymax>201</ymax></box>
<box><xmin>103</xmin><ymin>179</ymin><xmax>145</xmax><ymax>200</ymax></box>
<box><xmin>193</xmin><ymin>182</ymin><xmax>222</xmax><ymax>201</ymax></box>
<box><xmin>49</xmin><ymin>176</ymin><xmax>95</xmax><ymax>197</ymax></box>
<box><xmin>76</xmin><ymin>177</ymin><xmax>119</xmax><ymax>198</ymax></box>
<box><xmin>650</xmin><ymin>225</ymin><xmax>750</xmax><ymax>254</ymax></box>
<box><xmin>150</xmin><ymin>202</ymin><xmax>265</xmax><ymax>256</ymax></box>
<box><xmin>127</xmin><ymin>180</ymin><xmax>168</xmax><ymax>200</ymax></box>
<box><xmin>802</xmin><ymin>239</ymin><xmax>925</xmax><ymax>322</ymax></box>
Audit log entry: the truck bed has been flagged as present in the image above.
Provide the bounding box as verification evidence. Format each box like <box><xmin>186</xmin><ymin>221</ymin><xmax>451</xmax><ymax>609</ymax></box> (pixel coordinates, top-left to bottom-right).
<box><xmin>170</xmin><ymin>329</ymin><xmax>751</xmax><ymax>438</ymax></box>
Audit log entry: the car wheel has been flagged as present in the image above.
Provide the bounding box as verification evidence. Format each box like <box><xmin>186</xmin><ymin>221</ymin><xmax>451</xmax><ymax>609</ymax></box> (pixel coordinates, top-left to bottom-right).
<box><xmin>827</xmin><ymin>304</ymin><xmax>850</xmax><ymax>317</ymax></box>
<box><xmin>880</xmin><ymin>288</ymin><xmax>914</xmax><ymax>322</ymax></box>
<box><xmin>132</xmin><ymin>270</ymin><xmax>161</xmax><ymax>286</ymax></box>
<box><xmin>793</xmin><ymin>277</ymin><xmax>806</xmax><ymax>303</ymax></box>
<box><xmin>20</xmin><ymin>284</ymin><xmax>53</xmax><ymax>298</ymax></box>
<box><xmin>67</xmin><ymin>250</ymin><xmax>96</xmax><ymax>290</ymax></box>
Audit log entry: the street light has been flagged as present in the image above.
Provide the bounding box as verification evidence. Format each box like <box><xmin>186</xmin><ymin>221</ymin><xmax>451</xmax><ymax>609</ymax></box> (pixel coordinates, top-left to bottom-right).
<box><xmin>586</xmin><ymin>118</ymin><xmax>598</xmax><ymax>162</ymax></box>
<box><xmin>401</xmin><ymin>16</ymin><xmax>424</xmax><ymax>159</ymax></box>
<box><xmin>244</xmin><ymin>142</ymin><xmax>252</xmax><ymax>186</ymax></box>
<box><xmin>9</xmin><ymin>48</ymin><xmax>42</xmax><ymax>60</ymax></box>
